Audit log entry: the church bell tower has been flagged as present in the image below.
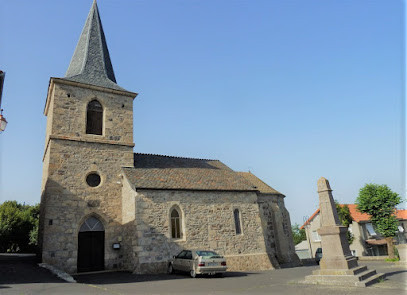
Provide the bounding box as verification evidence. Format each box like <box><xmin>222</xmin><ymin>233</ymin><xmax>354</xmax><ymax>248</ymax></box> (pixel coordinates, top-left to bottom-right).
<box><xmin>39</xmin><ymin>0</ymin><xmax>137</xmax><ymax>273</ymax></box>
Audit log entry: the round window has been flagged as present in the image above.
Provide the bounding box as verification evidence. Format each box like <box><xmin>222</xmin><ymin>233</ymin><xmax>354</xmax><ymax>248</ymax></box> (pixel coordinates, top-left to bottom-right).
<box><xmin>86</xmin><ymin>173</ymin><xmax>101</xmax><ymax>187</ymax></box>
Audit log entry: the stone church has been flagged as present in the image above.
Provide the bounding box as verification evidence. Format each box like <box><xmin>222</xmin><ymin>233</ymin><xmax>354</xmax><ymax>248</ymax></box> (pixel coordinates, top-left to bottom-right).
<box><xmin>39</xmin><ymin>1</ymin><xmax>299</xmax><ymax>274</ymax></box>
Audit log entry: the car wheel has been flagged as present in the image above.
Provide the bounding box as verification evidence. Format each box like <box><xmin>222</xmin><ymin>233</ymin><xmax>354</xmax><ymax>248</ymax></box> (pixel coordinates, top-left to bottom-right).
<box><xmin>190</xmin><ymin>268</ymin><xmax>196</xmax><ymax>278</ymax></box>
<box><xmin>168</xmin><ymin>263</ymin><xmax>174</xmax><ymax>274</ymax></box>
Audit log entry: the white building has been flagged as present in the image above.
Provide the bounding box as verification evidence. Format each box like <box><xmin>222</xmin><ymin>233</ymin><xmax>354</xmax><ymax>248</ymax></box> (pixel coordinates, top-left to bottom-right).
<box><xmin>301</xmin><ymin>204</ymin><xmax>407</xmax><ymax>257</ymax></box>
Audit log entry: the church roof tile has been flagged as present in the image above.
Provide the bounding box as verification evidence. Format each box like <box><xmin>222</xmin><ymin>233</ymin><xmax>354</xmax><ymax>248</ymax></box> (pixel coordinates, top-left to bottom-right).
<box><xmin>123</xmin><ymin>153</ymin><xmax>260</xmax><ymax>192</ymax></box>
<box><xmin>237</xmin><ymin>172</ymin><xmax>283</xmax><ymax>195</ymax></box>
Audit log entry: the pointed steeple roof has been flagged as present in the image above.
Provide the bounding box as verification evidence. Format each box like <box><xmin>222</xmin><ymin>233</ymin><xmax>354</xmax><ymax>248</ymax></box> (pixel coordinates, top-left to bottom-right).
<box><xmin>64</xmin><ymin>0</ymin><xmax>126</xmax><ymax>91</ymax></box>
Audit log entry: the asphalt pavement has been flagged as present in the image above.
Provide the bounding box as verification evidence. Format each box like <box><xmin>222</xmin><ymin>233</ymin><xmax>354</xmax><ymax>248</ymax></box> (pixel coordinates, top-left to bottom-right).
<box><xmin>1</xmin><ymin>254</ymin><xmax>405</xmax><ymax>294</ymax></box>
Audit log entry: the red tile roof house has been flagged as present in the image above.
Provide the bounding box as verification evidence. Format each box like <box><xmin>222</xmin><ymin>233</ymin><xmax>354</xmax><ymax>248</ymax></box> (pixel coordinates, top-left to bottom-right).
<box><xmin>300</xmin><ymin>205</ymin><xmax>407</xmax><ymax>259</ymax></box>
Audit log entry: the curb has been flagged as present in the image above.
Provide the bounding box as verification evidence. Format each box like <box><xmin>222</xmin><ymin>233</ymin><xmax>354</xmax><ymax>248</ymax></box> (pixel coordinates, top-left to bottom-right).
<box><xmin>38</xmin><ymin>263</ymin><xmax>76</xmax><ymax>283</ymax></box>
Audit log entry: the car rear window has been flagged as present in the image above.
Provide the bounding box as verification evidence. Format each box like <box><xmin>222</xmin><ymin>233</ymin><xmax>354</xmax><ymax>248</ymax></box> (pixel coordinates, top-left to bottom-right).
<box><xmin>196</xmin><ymin>251</ymin><xmax>222</xmax><ymax>258</ymax></box>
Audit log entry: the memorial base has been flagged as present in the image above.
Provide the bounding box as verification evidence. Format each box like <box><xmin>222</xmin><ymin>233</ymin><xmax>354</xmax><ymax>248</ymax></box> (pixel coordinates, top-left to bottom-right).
<box><xmin>304</xmin><ymin>265</ymin><xmax>385</xmax><ymax>287</ymax></box>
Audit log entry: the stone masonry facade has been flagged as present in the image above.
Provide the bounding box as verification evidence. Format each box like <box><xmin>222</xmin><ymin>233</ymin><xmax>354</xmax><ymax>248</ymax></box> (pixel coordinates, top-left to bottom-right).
<box><xmin>125</xmin><ymin>189</ymin><xmax>271</xmax><ymax>273</ymax></box>
<box><xmin>39</xmin><ymin>1</ymin><xmax>300</xmax><ymax>275</ymax></box>
<box><xmin>39</xmin><ymin>79</ymin><xmax>136</xmax><ymax>273</ymax></box>
<box><xmin>258</xmin><ymin>195</ymin><xmax>298</xmax><ymax>266</ymax></box>
<box><xmin>119</xmin><ymin>178</ymin><xmax>299</xmax><ymax>274</ymax></box>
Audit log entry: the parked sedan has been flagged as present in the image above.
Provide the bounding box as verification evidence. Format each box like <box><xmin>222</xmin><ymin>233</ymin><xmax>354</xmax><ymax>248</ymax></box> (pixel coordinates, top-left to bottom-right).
<box><xmin>168</xmin><ymin>250</ymin><xmax>227</xmax><ymax>278</ymax></box>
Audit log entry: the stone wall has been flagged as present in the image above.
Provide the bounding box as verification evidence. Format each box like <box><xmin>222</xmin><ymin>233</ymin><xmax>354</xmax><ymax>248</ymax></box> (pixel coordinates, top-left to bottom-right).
<box><xmin>225</xmin><ymin>253</ymin><xmax>278</xmax><ymax>271</ymax></box>
<box><xmin>131</xmin><ymin>189</ymin><xmax>278</xmax><ymax>274</ymax></box>
<box><xmin>120</xmin><ymin>175</ymin><xmax>138</xmax><ymax>271</ymax></box>
<box><xmin>40</xmin><ymin>139</ymin><xmax>132</xmax><ymax>273</ymax></box>
<box><xmin>40</xmin><ymin>80</ymin><xmax>136</xmax><ymax>273</ymax></box>
<box><xmin>44</xmin><ymin>80</ymin><xmax>135</xmax><ymax>145</ymax></box>
<box><xmin>277</xmin><ymin>197</ymin><xmax>300</xmax><ymax>265</ymax></box>
<box><xmin>122</xmin><ymin>174</ymin><xmax>136</xmax><ymax>224</ymax></box>
<box><xmin>256</xmin><ymin>196</ymin><xmax>279</xmax><ymax>267</ymax></box>
<box><xmin>258</xmin><ymin>194</ymin><xmax>299</xmax><ymax>266</ymax></box>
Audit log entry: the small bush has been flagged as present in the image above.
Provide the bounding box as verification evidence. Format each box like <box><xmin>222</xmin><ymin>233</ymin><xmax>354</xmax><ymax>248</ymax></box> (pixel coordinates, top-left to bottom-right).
<box><xmin>0</xmin><ymin>201</ymin><xmax>39</xmax><ymax>253</ymax></box>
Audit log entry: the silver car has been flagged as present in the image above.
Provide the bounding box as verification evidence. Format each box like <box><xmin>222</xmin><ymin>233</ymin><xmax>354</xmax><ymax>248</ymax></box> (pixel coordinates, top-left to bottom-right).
<box><xmin>168</xmin><ymin>250</ymin><xmax>227</xmax><ymax>278</ymax></box>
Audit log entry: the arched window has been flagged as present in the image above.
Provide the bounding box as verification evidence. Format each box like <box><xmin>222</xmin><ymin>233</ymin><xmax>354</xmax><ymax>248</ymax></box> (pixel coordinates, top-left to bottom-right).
<box><xmin>79</xmin><ymin>216</ymin><xmax>104</xmax><ymax>232</ymax></box>
<box><xmin>234</xmin><ymin>209</ymin><xmax>242</xmax><ymax>235</ymax></box>
<box><xmin>86</xmin><ymin>100</ymin><xmax>103</xmax><ymax>135</ymax></box>
<box><xmin>170</xmin><ymin>207</ymin><xmax>182</xmax><ymax>239</ymax></box>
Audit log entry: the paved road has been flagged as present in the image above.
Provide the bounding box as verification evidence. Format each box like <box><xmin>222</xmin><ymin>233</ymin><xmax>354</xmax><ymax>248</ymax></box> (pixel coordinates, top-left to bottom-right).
<box><xmin>1</xmin><ymin>254</ymin><xmax>405</xmax><ymax>294</ymax></box>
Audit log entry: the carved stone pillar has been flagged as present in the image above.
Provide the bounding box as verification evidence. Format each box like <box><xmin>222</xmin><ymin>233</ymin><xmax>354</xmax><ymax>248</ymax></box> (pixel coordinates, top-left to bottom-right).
<box><xmin>316</xmin><ymin>177</ymin><xmax>358</xmax><ymax>270</ymax></box>
<box><xmin>303</xmin><ymin>177</ymin><xmax>384</xmax><ymax>287</ymax></box>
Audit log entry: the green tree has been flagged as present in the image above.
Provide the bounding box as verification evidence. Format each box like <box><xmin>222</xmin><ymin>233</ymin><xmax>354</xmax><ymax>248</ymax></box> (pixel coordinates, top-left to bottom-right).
<box><xmin>356</xmin><ymin>184</ymin><xmax>402</xmax><ymax>259</ymax></box>
<box><xmin>0</xmin><ymin>201</ymin><xmax>39</xmax><ymax>253</ymax></box>
<box><xmin>27</xmin><ymin>204</ymin><xmax>40</xmax><ymax>247</ymax></box>
<box><xmin>335</xmin><ymin>201</ymin><xmax>354</xmax><ymax>245</ymax></box>
<box><xmin>292</xmin><ymin>223</ymin><xmax>306</xmax><ymax>245</ymax></box>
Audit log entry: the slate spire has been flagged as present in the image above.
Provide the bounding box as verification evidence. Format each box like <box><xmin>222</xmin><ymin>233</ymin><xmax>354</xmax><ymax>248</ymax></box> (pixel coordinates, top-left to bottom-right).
<box><xmin>64</xmin><ymin>0</ymin><xmax>125</xmax><ymax>91</ymax></box>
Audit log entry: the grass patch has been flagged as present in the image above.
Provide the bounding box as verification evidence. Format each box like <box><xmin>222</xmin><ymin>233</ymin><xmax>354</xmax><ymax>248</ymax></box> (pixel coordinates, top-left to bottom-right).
<box><xmin>385</xmin><ymin>257</ymin><xmax>399</xmax><ymax>262</ymax></box>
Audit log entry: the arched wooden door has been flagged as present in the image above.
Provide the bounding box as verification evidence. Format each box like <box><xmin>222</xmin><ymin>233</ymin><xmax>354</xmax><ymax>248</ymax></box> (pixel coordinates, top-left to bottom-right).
<box><xmin>77</xmin><ymin>216</ymin><xmax>105</xmax><ymax>272</ymax></box>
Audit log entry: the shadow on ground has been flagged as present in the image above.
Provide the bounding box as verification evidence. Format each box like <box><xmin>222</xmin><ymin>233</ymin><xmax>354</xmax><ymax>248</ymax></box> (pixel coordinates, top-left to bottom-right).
<box><xmin>74</xmin><ymin>271</ymin><xmax>255</xmax><ymax>284</ymax></box>
<box><xmin>383</xmin><ymin>270</ymin><xmax>407</xmax><ymax>278</ymax></box>
<box><xmin>0</xmin><ymin>253</ymin><xmax>65</xmax><ymax>285</ymax></box>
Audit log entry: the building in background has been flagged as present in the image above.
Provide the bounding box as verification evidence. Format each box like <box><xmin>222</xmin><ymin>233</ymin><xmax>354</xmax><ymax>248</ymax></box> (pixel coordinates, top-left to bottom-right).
<box><xmin>295</xmin><ymin>240</ymin><xmax>312</xmax><ymax>259</ymax></box>
<box><xmin>301</xmin><ymin>204</ymin><xmax>407</xmax><ymax>257</ymax></box>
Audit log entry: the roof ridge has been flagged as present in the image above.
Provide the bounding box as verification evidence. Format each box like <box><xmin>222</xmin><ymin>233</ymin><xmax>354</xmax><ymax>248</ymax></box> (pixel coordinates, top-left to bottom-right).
<box><xmin>236</xmin><ymin>171</ymin><xmax>283</xmax><ymax>195</ymax></box>
<box><xmin>134</xmin><ymin>152</ymin><xmax>218</xmax><ymax>162</ymax></box>
<box><xmin>237</xmin><ymin>171</ymin><xmax>274</xmax><ymax>188</ymax></box>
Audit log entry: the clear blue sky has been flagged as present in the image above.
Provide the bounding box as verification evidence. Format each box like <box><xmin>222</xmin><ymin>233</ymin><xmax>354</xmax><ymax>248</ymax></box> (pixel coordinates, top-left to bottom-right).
<box><xmin>0</xmin><ymin>0</ymin><xmax>405</xmax><ymax>226</ymax></box>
